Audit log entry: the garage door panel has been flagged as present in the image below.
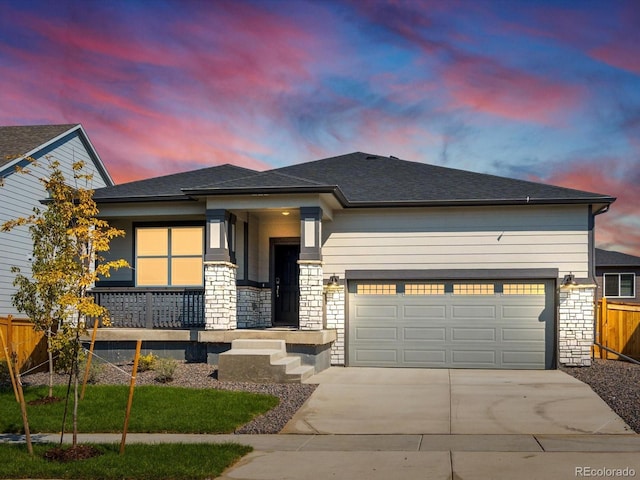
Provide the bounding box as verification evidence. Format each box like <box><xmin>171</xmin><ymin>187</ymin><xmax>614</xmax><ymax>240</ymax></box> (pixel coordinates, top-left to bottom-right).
<box><xmin>451</xmin><ymin>305</ymin><xmax>496</xmax><ymax>319</ymax></box>
<box><xmin>348</xmin><ymin>279</ymin><xmax>553</xmax><ymax>369</ymax></box>
<box><xmin>502</xmin><ymin>328</ymin><xmax>543</xmax><ymax>341</ymax></box>
<box><xmin>451</xmin><ymin>350</ymin><xmax>496</xmax><ymax>365</ymax></box>
<box><xmin>404</xmin><ymin>350</ymin><xmax>446</xmax><ymax>364</ymax></box>
<box><xmin>403</xmin><ymin>327</ymin><xmax>446</xmax><ymax>341</ymax></box>
<box><xmin>355</xmin><ymin>349</ymin><xmax>397</xmax><ymax>363</ymax></box>
<box><xmin>354</xmin><ymin>304</ymin><xmax>398</xmax><ymax>319</ymax></box>
<box><xmin>354</xmin><ymin>327</ymin><xmax>397</xmax><ymax>340</ymax></box>
<box><xmin>403</xmin><ymin>305</ymin><xmax>447</xmax><ymax>318</ymax></box>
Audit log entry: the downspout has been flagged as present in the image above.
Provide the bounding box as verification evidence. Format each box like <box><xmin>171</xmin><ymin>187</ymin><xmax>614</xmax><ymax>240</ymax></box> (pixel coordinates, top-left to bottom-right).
<box><xmin>589</xmin><ymin>204</ymin><xmax>640</xmax><ymax>365</ymax></box>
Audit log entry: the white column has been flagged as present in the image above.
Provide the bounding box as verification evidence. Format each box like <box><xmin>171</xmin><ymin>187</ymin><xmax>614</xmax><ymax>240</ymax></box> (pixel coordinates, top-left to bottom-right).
<box><xmin>204</xmin><ymin>261</ymin><xmax>237</xmax><ymax>330</ymax></box>
<box><xmin>558</xmin><ymin>284</ymin><xmax>596</xmax><ymax>367</ymax></box>
<box><xmin>298</xmin><ymin>260</ymin><xmax>324</xmax><ymax>330</ymax></box>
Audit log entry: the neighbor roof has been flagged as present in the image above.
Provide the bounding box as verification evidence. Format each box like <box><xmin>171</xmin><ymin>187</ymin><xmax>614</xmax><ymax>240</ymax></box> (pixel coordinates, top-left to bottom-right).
<box><xmin>0</xmin><ymin>124</ymin><xmax>78</xmax><ymax>168</ymax></box>
<box><xmin>596</xmin><ymin>248</ymin><xmax>640</xmax><ymax>267</ymax></box>
<box><xmin>94</xmin><ymin>151</ymin><xmax>616</xmax><ymax>207</ymax></box>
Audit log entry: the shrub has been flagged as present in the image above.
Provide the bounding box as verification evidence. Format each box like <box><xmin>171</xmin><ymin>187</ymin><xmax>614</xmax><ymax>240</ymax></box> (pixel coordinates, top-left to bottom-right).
<box><xmin>79</xmin><ymin>358</ymin><xmax>104</xmax><ymax>384</ymax></box>
<box><xmin>154</xmin><ymin>357</ymin><xmax>178</xmax><ymax>383</ymax></box>
<box><xmin>137</xmin><ymin>352</ymin><xmax>158</xmax><ymax>372</ymax></box>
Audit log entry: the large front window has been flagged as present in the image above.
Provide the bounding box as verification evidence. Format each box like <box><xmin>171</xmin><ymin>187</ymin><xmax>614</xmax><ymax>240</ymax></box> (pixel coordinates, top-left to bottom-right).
<box><xmin>136</xmin><ymin>226</ymin><xmax>204</xmax><ymax>286</ymax></box>
<box><xmin>603</xmin><ymin>273</ymin><xmax>635</xmax><ymax>298</ymax></box>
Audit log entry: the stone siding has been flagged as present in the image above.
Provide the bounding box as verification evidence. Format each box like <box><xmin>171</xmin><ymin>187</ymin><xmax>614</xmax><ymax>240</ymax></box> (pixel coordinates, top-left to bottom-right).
<box><xmin>325</xmin><ymin>286</ymin><xmax>345</xmax><ymax>365</ymax></box>
<box><xmin>237</xmin><ymin>286</ymin><xmax>271</xmax><ymax>328</ymax></box>
<box><xmin>204</xmin><ymin>262</ymin><xmax>237</xmax><ymax>330</ymax></box>
<box><xmin>558</xmin><ymin>284</ymin><xmax>595</xmax><ymax>367</ymax></box>
<box><xmin>299</xmin><ymin>261</ymin><xmax>324</xmax><ymax>330</ymax></box>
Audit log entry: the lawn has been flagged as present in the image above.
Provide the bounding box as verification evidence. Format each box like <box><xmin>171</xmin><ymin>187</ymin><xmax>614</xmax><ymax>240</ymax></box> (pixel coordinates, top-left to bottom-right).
<box><xmin>0</xmin><ymin>385</ymin><xmax>279</xmax><ymax>434</ymax></box>
<box><xmin>0</xmin><ymin>442</ymin><xmax>252</xmax><ymax>479</ymax></box>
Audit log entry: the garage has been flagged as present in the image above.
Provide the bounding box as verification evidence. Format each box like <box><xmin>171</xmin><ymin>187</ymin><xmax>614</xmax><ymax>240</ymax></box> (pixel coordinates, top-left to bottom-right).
<box><xmin>348</xmin><ymin>279</ymin><xmax>556</xmax><ymax>369</ymax></box>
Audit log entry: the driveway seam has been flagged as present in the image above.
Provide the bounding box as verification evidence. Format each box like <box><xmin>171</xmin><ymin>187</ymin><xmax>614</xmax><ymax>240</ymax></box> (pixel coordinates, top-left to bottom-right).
<box><xmin>533</xmin><ymin>434</ymin><xmax>546</xmax><ymax>451</ymax></box>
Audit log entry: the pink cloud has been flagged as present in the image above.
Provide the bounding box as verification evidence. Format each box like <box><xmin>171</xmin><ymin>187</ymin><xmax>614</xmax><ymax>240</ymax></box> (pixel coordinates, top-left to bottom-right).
<box><xmin>441</xmin><ymin>56</ymin><xmax>583</xmax><ymax>125</ymax></box>
<box><xmin>537</xmin><ymin>158</ymin><xmax>640</xmax><ymax>257</ymax></box>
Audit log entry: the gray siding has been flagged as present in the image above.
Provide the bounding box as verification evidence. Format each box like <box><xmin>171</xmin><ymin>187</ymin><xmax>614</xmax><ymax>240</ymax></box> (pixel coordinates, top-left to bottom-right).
<box><xmin>0</xmin><ymin>132</ymin><xmax>110</xmax><ymax>316</ymax></box>
<box><xmin>322</xmin><ymin>205</ymin><xmax>591</xmax><ymax>280</ymax></box>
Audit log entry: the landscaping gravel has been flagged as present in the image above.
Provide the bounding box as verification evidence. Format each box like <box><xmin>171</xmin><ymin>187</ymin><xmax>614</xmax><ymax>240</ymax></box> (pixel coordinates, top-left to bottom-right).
<box><xmin>562</xmin><ymin>358</ymin><xmax>640</xmax><ymax>434</ymax></box>
<box><xmin>16</xmin><ymin>361</ymin><xmax>316</xmax><ymax>434</ymax></box>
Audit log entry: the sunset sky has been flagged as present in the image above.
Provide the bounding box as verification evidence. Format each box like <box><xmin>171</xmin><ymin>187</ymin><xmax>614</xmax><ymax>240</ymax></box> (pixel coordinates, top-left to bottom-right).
<box><xmin>1</xmin><ymin>0</ymin><xmax>638</xmax><ymax>255</ymax></box>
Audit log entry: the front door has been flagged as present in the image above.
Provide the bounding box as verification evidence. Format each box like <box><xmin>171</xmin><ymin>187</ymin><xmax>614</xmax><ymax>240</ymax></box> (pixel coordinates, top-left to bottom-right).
<box><xmin>273</xmin><ymin>243</ymin><xmax>300</xmax><ymax>327</ymax></box>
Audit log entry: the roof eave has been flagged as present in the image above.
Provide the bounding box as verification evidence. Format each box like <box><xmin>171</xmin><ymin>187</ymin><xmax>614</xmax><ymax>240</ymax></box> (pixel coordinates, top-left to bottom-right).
<box><xmin>94</xmin><ymin>195</ymin><xmax>196</xmax><ymax>204</ymax></box>
<box><xmin>342</xmin><ymin>197</ymin><xmax>617</xmax><ymax>208</ymax></box>
<box><xmin>182</xmin><ymin>185</ymin><xmax>349</xmax><ymax>205</ymax></box>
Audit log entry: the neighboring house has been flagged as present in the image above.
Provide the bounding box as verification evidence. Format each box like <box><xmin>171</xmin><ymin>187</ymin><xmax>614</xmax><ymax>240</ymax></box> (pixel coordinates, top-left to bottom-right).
<box><xmin>595</xmin><ymin>248</ymin><xmax>640</xmax><ymax>304</ymax></box>
<box><xmin>93</xmin><ymin>152</ymin><xmax>615</xmax><ymax>370</ymax></box>
<box><xmin>0</xmin><ymin>124</ymin><xmax>114</xmax><ymax>317</ymax></box>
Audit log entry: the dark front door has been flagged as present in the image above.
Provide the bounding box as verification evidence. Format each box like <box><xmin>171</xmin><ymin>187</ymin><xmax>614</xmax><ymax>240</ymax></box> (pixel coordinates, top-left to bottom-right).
<box><xmin>273</xmin><ymin>243</ymin><xmax>300</xmax><ymax>327</ymax></box>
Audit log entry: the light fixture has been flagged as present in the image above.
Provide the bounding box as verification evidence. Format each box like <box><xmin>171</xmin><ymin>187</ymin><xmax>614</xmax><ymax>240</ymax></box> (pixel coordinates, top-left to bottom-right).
<box><xmin>328</xmin><ymin>274</ymin><xmax>339</xmax><ymax>287</ymax></box>
<box><xmin>562</xmin><ymin>273</ymin><xmax>577</xmax><ymax>286</ymax></box>
<box><xmin>281</xmin><ymin>211</ymin><xmax>290</xmax><ymax>216</ymax></box>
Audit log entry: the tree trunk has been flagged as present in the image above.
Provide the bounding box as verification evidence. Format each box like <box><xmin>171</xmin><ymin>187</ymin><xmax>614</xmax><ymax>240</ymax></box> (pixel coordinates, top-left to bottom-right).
<box><xmin>47</xmin><ymin>326</ymin><xmax>54</xmax><ymax>398</ymax></box>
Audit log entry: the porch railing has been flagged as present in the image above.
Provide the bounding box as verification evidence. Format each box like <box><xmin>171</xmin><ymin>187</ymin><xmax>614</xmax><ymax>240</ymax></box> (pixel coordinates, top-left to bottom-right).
<box><xmin>90</xmin><ymin>288</ymin><xmax>205</xmax><ymax>329</ymax></box>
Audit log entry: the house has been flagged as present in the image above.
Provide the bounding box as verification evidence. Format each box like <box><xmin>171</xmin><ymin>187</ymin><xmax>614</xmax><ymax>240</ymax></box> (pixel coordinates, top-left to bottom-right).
<box><xmin>91</xmin><ymin>152</ymin><xmax>615</xmax><ymax>372</ymax></box>
<box><xmin>0</xmin><ymin>124</ymin><xmax>114</xmax><ymax>317</ymax></box>
<box><xmin>595</xmin><ymin>248</ymin><xmax>640</xmax><ymax>304</ymax></box>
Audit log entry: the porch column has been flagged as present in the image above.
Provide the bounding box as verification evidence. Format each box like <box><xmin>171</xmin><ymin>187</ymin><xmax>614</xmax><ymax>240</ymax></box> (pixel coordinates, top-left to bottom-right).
<box><xmin>298</xmin><ymin>207</ymin><xmax>323</xmax><ymax>330</ymax></box>
<box><xmin>204</xmin><ymin>209</ymin><xmax>237</xmax><ymax>330</ymax></box>
<box><xmin>558</xmin><ymin>283</ymin><xmax>596</xmax><ymax>366</ymax></box>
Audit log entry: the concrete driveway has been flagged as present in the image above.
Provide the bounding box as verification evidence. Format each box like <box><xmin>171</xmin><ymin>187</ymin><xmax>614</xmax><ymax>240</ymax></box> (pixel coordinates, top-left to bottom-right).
<box><xmin>281</xmin><ymin>367</ymin><xmax>632</xmax><ymax>435</ymax></box>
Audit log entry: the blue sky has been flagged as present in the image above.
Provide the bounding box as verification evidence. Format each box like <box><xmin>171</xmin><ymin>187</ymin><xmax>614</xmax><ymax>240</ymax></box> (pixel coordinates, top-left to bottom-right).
<box><xmin>1</xmin><ymin>0</ymin><xmax>639</xmax><ymax>254</ymax></box>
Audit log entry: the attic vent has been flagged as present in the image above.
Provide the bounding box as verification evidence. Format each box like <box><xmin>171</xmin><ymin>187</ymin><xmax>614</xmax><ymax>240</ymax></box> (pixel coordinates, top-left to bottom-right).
<box><xmin>366</xmin><ymin>155</ymin><xmax>378</xmax><ymax>159</ymax></box>
<box><xmin>389</xmin><ymin>155</ymin><xmax>399</xmax><ymax>159</ymax></box>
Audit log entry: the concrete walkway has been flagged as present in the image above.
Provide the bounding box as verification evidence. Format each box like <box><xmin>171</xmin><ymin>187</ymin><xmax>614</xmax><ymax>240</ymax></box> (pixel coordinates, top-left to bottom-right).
<box><xmin>3</xmin><ymin>368</ymin><xmax>638</xmax><ymax>479</ymax></box>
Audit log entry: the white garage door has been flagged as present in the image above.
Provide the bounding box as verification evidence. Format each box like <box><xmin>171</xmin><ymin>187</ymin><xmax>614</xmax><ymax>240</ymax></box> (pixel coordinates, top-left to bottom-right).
<box><xmin>348</xmin><ymin>280</ymin><xmax>555</xmax><ymax>369</ymax></box>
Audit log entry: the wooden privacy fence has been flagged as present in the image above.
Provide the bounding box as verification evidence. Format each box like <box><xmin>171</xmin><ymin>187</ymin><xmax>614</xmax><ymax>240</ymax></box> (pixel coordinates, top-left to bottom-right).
<box><xmin>595</xmin><ymin>299</ymin><xmax>640</xmax><ymax>361</ymax></box>
<box><xmin>0</xmin><ymin>316</ymin><xmax>47</xmax><ymax>372</ymax></box>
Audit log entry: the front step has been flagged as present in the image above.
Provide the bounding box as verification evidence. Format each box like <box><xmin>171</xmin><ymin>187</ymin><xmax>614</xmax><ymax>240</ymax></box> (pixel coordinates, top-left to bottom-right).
<box><xmin>218</xmin><ymin>339</ymin><xmax>315</xmax><ymax>383</ymax></box>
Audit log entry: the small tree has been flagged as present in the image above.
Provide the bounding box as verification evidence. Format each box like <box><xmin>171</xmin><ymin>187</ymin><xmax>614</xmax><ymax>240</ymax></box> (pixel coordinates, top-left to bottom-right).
<box><xmin>1</xmin><ymin>156</ymin><xmax>128</xmax><ymax>446</ymax></box>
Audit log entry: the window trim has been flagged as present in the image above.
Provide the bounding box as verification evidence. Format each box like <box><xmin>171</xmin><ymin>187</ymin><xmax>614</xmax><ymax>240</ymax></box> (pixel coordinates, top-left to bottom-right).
<box><xmin>134</xmin><ymin>222</ymin><xmax>205</xmax><ymax>288</ymax></box>
<box><xmin>603</xmin><ymin>272</ymin><xmax>636</xmax><ymax>298</ymax></box>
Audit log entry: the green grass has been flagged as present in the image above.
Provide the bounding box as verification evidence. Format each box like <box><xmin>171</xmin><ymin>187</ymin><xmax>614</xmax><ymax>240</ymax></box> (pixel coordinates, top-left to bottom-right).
<box><xmin>0</xmin><ymin>442</ymin><xmax>252</xmax><ymax>479</ymax></box>
<box><xmin>0</xmin><ymin>385</ymin><xmax>279</xmax><ymax>434</ymax></box>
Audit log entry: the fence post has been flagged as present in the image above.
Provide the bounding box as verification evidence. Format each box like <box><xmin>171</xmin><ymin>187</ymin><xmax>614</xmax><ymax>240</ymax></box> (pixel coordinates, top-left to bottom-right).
<box><xmin>601</xmin><ymin>297</ymin><xmax>608</xmax><ymax>360</ymax></box>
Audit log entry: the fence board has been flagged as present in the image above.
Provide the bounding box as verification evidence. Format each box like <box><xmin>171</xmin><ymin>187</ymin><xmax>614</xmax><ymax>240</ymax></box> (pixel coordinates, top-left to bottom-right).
<box><xmin>0</xmin><ymin>317</ymin><xmax>47</xmax><ymax>372</ymax></box>
<box><xmin>597</xmin><ymin>299</ymin><xmax>640</xmax><ymax>361</ymax></box>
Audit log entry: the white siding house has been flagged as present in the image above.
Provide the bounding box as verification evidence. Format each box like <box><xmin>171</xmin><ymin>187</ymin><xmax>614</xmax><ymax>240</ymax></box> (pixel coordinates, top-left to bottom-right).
<box><xmin>0</xmin><ymin>124</ymin><xmax>113</xmax><ymax>317</ymax></box>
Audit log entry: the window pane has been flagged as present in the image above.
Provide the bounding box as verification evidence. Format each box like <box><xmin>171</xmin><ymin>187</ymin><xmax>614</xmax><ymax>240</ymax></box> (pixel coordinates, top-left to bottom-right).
<box><xmin>604</xmin><ymin>275</ymin><xmax>619</xmax><ymax>297</ymax></box>
<box><xmin>137</xmin><ymin>258</ymin><xmax>168</xmax><ymax>286</ymax></box>
<box><xmin>405</xmin><ymin>284</ymin><xmax>445</xmax><ymax>295</ymax></box>
<box><xmin>137</xmin><ymin>228</ymin><xmax>168</xmax><ymax>256</ymax></box>
<box><xmin>453</xmin><ymin>283</ymin><xmax>494</xmax><ymax>295</ymax></box>
<box><xmin>171</xmin><ymin>257</ymin><xmax>203</xmax><ymax>286</ymax></box>
<box><xmin>356</xmin><ymin>284</ymin><xmax>397</xmax><ymax>295</ymax></box>
<box><xmin>171</xmin><ymin>227</ymin><xmax>203</xmax><ymax>256</ymax></box>
<box><xmin>620</xmin><ymin>274</ymin><xmax>635</xmax><ymax>296</ymax></box>
<box><xmin>503</xmin><ymin>284</ymin><xmax>545</xmax><ymax>295</ymax></box>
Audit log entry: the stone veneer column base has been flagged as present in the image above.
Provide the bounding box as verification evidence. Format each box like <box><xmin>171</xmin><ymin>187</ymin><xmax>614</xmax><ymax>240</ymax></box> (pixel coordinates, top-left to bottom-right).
<box><xmin>558</xmin><ymin>284</ymin><xmax>596</xmax><ymax>367</ymax></box>
<box><xmin>298</xmin><ymin>260</ymin><xmax>324</xmax><ymax>331</ymax></box>
<box><xmin>204</xmin><ymin>262</ymin><xmax>237</xmax><ymax>330</ymax></box>
<box><xmin>325</xmin><ymin>285</ymin><xmax>345</xmax><ymax>365</ymax></box>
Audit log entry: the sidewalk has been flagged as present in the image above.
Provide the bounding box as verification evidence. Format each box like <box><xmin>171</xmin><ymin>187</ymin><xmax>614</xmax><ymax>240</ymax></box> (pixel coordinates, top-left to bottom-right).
<box><xmin>3</xmin><ymin>433</ymin><xmax>640</xmax><ymax>479</ymax></box>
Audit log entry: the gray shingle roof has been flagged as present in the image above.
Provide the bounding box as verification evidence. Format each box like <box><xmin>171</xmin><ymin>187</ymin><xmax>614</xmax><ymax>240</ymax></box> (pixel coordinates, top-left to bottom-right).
<box><xmin>94</xmin><ymin>151</ymin><xmax>616</xmax><ymax>207</ymax></box>
<box><xmin>93</xmin><ymin>164</ymin><xmax>257</xmax><ymax>201</ymax></box>
<box><xmin>0</xmin><ymin>124</ymin><xmax>78</xmax><ymax>167</ymax></box>
<box><xmin>596</xmin><ymin>248</ymin><xmax>640</xmax><ymax>267</ymax></box>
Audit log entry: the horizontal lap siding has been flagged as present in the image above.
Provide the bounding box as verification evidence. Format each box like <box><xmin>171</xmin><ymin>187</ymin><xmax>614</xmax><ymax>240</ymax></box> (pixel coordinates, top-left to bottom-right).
<box><xmin>0</xmin><ymin>133</ymin><xmax>109</xmax><ymax>316</ymax></box>
<box><xmin>322</xmin><ymin>206</ymin><xmax>590</xmax><ymax>279</ymax></box>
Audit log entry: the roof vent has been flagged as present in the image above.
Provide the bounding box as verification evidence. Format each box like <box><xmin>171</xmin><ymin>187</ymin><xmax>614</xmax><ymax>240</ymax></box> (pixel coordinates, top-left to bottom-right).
<box><xmin>389</xmin><ymin>155</ymin><xmax>399</xmax><ymax>159</ymax></box>
<box><xmin>366</xmin><ymin>155</ymin><xmax>378</xmax><ymax>159</ymax></box>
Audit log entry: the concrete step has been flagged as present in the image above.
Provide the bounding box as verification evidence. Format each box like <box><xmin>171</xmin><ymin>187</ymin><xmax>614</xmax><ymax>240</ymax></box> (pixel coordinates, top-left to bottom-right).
<box><xmin>218</xmin><ymin>339</ymin><xmax>315</xmax><ymax>383</ymax></box>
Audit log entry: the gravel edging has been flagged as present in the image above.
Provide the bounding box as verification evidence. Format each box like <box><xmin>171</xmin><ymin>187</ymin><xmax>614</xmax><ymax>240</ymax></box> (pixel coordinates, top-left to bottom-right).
<box><xmin>561</xmin><ymin>358</ymin><xmax>640</xmax><ymax>433</ymax></box>
<box><xmin>14</xmin><ymin>362</ymin><xmax>316</xmax><ymax>434</ymax></box>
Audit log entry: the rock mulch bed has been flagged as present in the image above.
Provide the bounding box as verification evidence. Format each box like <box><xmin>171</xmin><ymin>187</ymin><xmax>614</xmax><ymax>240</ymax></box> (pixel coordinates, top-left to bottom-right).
<box><xmin>562</xmin><ymin>358</ymin><xmax>640</xmax><ymax>433</ymax></box>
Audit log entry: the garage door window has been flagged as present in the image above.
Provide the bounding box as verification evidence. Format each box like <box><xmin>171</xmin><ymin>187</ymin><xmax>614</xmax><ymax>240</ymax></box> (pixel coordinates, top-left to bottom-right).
<box><xmin>503</xmin><ymin>283</ymin><xmax>545</xmax><ymax>295</ymax></box>
<box><xmin>356</xmin><ymin>284</ymin><xmax>396</xmax><ymax>295</ymax></box>
<box><xmin>405</xmin><ymin>283</ymin><xmax>445</xmax><ymax>295</ymax></box>
<box><xmin>453</xmin><ymin>283</ymin><xmax>494</xmax><ymax>295</ymax></box>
